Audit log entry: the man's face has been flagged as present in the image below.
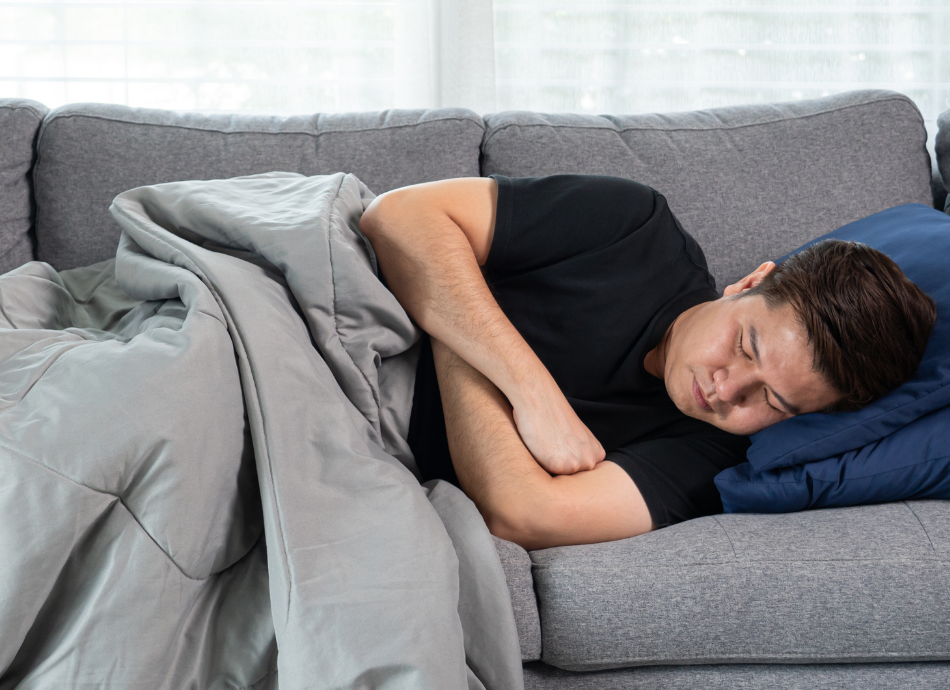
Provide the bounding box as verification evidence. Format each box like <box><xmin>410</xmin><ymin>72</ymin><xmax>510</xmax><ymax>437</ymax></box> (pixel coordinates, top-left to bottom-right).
<box><xmin>661</xmin><ymin>265</ymin><xmax>840</xmax><ymax>436</ymax></box>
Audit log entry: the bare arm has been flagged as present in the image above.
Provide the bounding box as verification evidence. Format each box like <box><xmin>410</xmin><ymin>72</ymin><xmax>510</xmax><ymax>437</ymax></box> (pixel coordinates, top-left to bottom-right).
<box><xmin>360</xmin><ymin>178</ymin><xmax>604</xmax><ymax>474</ymax></box>
<box><xmin>431</xmin><ymin>338</ymin><xmax>653</xmax><ymax>550</ymax></box>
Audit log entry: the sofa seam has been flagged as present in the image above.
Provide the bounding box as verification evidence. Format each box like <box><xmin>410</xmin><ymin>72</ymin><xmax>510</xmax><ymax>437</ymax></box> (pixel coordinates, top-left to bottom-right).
<box><xmin>33</xmin><ymin>112</ymin><xmax>485</xmax><ymax>195</ymax></box>
<box><xmin>904</xmin><ymin>501</ymin><xmax>939</xmax><ymax>555</ymax></box>
<box><xmin>551</xmin><ymin>650</ymin><xmax>950</xmax><ymax>671</ymax></box>
<box><xmin>483</xmin><ymin>94</ymin><xmax>921</xmax><ymax>147</ymax></box>
<box><xmin>711</xmin><ymin>515</ymin><xmax>739</xmax><ymax>560</ymax></box>
<box><xmin>39</xmin><ymin>110</ymin><xmax>485</xmax><ymax>139</ymax></box>
<box><xmin>531</xmin><ymin>555</ymin><xmax>948</xmax><ymax>570</ymax></box>
<box><xmin>0</xmin><ymin>103</ymin><xmax>47</xmax><ymax>122</ymax></box>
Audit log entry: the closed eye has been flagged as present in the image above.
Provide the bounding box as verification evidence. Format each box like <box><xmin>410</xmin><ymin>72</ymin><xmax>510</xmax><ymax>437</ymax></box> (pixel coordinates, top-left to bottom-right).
<box><xmin>737</xmin><ymin>330</ymin><xmax>753</xmax><ymax>360</ymax></box>
<box><xmin>763</xmin><ymin>389</ymin><xmax>782</xmax><ymax>414</ymax></box>
<box><xmin>741</xmin><ymin>330</ymin><xmax>783</xmax><ymax>414</ymax></box>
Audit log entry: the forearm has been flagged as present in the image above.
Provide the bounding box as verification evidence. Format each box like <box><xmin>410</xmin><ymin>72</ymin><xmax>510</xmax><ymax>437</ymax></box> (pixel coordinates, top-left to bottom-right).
<box><xmin>431</xmin><ymin>337</ymin><xmax>555</xmax><ymax>545</ymax></box>
<box><xmin>432</xmin><ymin>338</ymin><xmax>548</xmax><ymax>518</ymax></box>
<box><xmin>360</xmin><ymin>184</ymin><xmax>551</xmax><ymax>410</ymax></box>
<box><xmin>432</xmin><ymin>340</ymin><xmax>654</xmax><ymax>550</ymax></box>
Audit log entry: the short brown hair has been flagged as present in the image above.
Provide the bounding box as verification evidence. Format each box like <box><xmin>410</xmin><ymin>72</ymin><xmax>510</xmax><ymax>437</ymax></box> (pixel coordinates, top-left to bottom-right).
<box><xmin>744</xmin><ymin>239</ymin><xmax>936</xmax><ymax>412</ymax></box>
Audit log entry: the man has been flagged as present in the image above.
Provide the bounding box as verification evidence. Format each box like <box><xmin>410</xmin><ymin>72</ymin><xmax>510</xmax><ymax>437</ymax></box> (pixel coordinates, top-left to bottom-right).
<box><xmin>360</xmin><ymin>175</ymin><xmax>935</xmax><ymax>550</ymax></box>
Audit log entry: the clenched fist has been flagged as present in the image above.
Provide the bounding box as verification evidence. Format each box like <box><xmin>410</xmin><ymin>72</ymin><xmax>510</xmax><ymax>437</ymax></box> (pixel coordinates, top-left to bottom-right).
<box><xmin>511</xmin><ymin>377</ymin><xmax>605</xmax><ymax>475</ymax></box>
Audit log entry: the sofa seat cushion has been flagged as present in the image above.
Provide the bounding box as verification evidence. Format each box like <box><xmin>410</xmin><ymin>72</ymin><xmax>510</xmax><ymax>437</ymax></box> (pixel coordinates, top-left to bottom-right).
<box><xmin>531</xmin><ymin>501</ymin><xmax>950</xmax><ymax>672</ymax></box>
<box><xmin>481</xmin><ymin>90</ymin><xmax>932</xmax><ymax>290</ymax></box>
<box><xmin>0</xmin><ymin>99</ymin><xmax>48</xmax><ymax>274</ymax></box>
<box><xmin>33</xmin><ymin>104</ymin><xmax>485</xmax><ymax>270</ymax></box>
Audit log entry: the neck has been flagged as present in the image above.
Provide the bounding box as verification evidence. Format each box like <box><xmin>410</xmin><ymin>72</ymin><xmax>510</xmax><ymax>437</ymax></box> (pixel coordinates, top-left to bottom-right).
<box><xmin>644</xmin><ymin>304</ymin><xmax>696</xmax><ymax>380</ymax></box>
<box><xmin>643</xmin><ymin>324</ymin><xmax>672</xmax><ymax>380</ymax></box>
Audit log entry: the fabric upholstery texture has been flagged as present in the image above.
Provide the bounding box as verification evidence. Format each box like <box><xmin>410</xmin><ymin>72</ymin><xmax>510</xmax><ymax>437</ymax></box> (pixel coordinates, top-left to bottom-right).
<box><xmin>522</xmin><ymin>661</ymin><xmax>950</xmax><ymax>690</ymax></box>
<box><xmin>33</xmin><ymin>104</ymin><xmax>485</xmax><ymax>270</ymax></box>
<box><xmin>493</xmin><ymin>536</ymin><xmax>542</xmax><ymax>661</ymax></box>
<box><xmin>531</xmin><ymin>501</ymin><xmax>950</xmax><ymax>672</ymax></box>
<box><xmin>0</xmin><ymin>99</ymin><xmax>47</xmax><ymax>274</ymax></box>
<box><xmin>481</xmin><ymin>89</ymin><xmax>932</xmax><ymax>290</ymax></box>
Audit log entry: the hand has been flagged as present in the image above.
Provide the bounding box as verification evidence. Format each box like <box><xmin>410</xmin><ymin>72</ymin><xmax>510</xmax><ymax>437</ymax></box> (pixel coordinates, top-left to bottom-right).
<box><xmin>511</xmin><ymin>376</ymin><xmax>606</xmax><ymax>475</ymax></box>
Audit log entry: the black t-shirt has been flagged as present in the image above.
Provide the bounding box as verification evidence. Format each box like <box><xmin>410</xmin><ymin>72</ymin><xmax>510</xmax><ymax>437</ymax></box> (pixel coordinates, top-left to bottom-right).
<box><xmin>406</xmin><ymin>174</ymin><xmax>749</xmax><ymax>528</ymax></box>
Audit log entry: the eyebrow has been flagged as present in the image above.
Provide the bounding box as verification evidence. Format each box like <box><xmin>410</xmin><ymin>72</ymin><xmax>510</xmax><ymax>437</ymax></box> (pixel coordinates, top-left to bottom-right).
<box><xmin>749</xmin><ymin>324</ymin><xmax>801</xmax><ymax>416</ymax></box>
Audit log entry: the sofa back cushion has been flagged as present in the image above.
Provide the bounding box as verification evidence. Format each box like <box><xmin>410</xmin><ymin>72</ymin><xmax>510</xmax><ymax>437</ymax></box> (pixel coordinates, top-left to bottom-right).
<box><xmin>481</xmin><ymin>90</ymin><xmax>932</xmax><ymax>290</ymax></box>
<box><xmin>0</xmin><ymin>99</ymin><xmax>48</xmax><ymax>274</ymax></box>
<box><xmin>34</xmin><ymin>105</ymin><xmax>485</xmax><ymax>269</ymax></box>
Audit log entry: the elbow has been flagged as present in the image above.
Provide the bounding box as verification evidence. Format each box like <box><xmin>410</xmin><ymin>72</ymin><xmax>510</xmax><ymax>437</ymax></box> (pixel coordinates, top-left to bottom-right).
<box><xmin>483</xmin><ymin>508</ymin><xmax>527</xmax><ymax>548</ymax></box>
<box><xmin>480</xmin><ymin>487</ymin><xmax>555</xmax><ymax>552</ymax></box>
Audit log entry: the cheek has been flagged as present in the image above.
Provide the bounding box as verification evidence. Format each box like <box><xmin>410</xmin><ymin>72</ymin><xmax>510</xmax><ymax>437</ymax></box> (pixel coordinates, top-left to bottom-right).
<box><xmin>722</xmin><ymin>407</ymin><xmax>774</xmax><ymax>436</ymax></box>
<box><xmin>662</xmin><ymin>365</ymin><xmax>694</xmax><ymax>417</ymax></box>
<box><xmin>667</xmin><ymin>375</ymin><xmax>690</xmax><ymax>412</ymax></box>
<box><xmin>684</xmin><ymin>329</ymin><xmax>733</xmax><ymax>371</ymax></box>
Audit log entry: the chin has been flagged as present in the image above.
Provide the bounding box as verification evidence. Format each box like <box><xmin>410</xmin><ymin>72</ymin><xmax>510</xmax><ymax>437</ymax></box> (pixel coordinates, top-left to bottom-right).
<box><xmin>716</xmin><ymin>418</ymin><xmax>770</xmax><ymax>436</ymax></box>
<box><xmin>665</xmin><ymin>376</ymin><xmax>697</xmax><ymax>420</ymax></box>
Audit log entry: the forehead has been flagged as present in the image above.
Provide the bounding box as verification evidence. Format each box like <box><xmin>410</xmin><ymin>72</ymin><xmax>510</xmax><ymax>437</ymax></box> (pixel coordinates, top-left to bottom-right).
<box><xmin>733</xmin><ymin>296</ymin><xmax>838</xmax><ymax>410</ymax></box>
<box><xmin>734</xmin><ymin>293</ymin><xmax>799</xmax><ymax>330</ymax></box>
<box><xmin>733</xmin><ymin>297</ymin><xmax>809</xmax><ymax>366</ymax></box>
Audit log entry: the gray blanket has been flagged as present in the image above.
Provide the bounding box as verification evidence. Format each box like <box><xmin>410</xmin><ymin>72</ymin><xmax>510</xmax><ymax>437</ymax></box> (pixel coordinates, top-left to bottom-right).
<box><xmin>0</xmin><ymin>172</ymin><xmax>523</xmax><ymax>689</ymax></box>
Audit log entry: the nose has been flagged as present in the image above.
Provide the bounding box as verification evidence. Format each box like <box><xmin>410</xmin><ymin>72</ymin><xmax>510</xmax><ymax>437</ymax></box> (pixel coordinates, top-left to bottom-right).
<box><xmin>713</xmin><ymin>365</ymin><xmax>756</xmax><ymax>406</ymax></box>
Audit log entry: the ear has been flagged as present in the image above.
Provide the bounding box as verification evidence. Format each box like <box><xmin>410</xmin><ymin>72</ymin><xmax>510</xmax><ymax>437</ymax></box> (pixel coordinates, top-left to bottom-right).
<box><xmin>722</xmin><ymin>261</ymin><xmax>776</xmax><ymax>297</ymax></box>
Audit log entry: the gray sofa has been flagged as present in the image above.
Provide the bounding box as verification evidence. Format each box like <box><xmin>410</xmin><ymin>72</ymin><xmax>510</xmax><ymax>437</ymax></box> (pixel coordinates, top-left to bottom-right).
<box><xmin>2</xmin><ymin>90</ymin><xmax>949</xmax><ymax>689</ymax></box>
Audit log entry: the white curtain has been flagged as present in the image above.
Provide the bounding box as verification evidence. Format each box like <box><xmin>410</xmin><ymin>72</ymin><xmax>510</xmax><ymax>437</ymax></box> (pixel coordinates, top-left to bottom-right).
<box><xmin>0</xmin><ymin>0</ymin><xmax>495</xmax><ymax>114</ymax></box>
<box><xmin>492</xmin><ymin>1</ymin><xmax>949</xmax><ymax>147</ymax></box>
<box><xmin>0</xmin><ymin>0</ymin><xmax>946</xmax><ymax>142</ymax></box>
<box><xmin>395</xmin><ymin>0</ymin><xmax>496</xmax><ymax>112</ymax></box>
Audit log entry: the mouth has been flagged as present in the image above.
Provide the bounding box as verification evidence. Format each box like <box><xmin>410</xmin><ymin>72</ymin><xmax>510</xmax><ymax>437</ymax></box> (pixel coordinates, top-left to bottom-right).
<box><xmin>692</xmin><ymin>376</ymin><xmax>713</xmax><ymax>412</ymax></box>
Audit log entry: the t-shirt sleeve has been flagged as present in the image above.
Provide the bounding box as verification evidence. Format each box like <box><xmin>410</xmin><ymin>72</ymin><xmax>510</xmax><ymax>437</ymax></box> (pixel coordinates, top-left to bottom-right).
<box><xmin>606</xmin><ymin>430</ymin><xmax>750</xmax><ymax>529</ymax></box>
<box><xmin>485</xmin><ymin>174</ymin><xmax>660</xmax><ymax>278</ymax></box>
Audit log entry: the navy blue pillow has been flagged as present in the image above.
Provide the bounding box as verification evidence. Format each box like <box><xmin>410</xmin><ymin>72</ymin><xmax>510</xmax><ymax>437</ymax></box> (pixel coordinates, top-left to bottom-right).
<box><xmin>717</xmin><ymin>405</ymin><xmax>950</xmax><ymax>513</ymax></box>
<box><xmin>716</xmin><ymin>203</ymin><xmax>950</xmax><ymax>512</ymax></box>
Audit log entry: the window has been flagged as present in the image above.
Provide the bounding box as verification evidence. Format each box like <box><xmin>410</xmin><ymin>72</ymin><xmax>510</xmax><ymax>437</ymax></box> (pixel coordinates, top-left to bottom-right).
<box><xmin>2</xmin><ymin>0</ymin><xmax>946</xmax><ymax>146</ymax></box>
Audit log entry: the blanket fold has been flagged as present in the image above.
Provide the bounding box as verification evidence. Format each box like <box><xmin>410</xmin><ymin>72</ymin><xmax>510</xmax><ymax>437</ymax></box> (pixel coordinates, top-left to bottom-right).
<box><xmin>0</xmin><ymin>172</ymin><xmax>523</xmax><ymax>690</ymax></box>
